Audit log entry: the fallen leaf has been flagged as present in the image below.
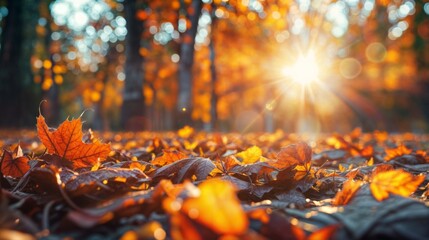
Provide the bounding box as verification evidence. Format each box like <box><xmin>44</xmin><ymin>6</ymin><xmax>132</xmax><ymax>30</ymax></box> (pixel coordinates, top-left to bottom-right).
<box><xmin>181</xmin><ymin>178</ymin><xmax>249</xmax><ymax>235</ymax></box>
<box><xmin>360</xmin><ymin>145</ymin><xmax>374</xmax><ymax>158</ymax></box>
<box><xmin>292</xmin><ymin>224</ymin><xmax>338</xmax><ymax>240</ymax></box>
<box><xmin>307</xmin><ymin>225</ymin><xmax>338</xmax><ymax>240</ymax></box>
<box><xmin>178</xmin><ymin>126</ymin><xmax>195</xmax><ymax>138</ymax></box>
<box><xmin>152</xmin><ymin>157</ymin><xmax>215</xmax><ymax>183</ymax></box>
<box><xmin>293</xmin><ymin>162</ymin><xmax>313</xmax><ymax>181</ymax></box>
<box><xmin>152</xmin><ymin>149</ymin><xmax>187</xmax><ymax>166</ymax></box>
<box><xmin>170</xmin><ymin>212</ymin><xmax>203</xmax><ymax>240</ymax></box>
<box><xmin>269</xmin><ymin>142</ymin><xmax>312</xmax><ymax>170</ymax></box>
<box><xmin>1</xmin><ymin>147</ymin><xmax>30</xmax><ymax>178</ymax></box>
<box><xmin>37</xmin><ymin>114</ymin><xmax>111</xmax><ymax>169</ymax></box>
<box><xmin>371</xmin><ymin>164</ymin><xmax>394</xmax><ymax>176</ymax></box>
<box><xmin>385</xmin><ymin>145</ymin><xmax>412</xmax><ymax>161</ymax></box>
<box><xmin>218</xmin><ymin>155</ymin><xmax>241</xmax><ymax>173</ymax></box>
<box><xmin>65</xmin><ymin>168</ymin><xmax>149</xmax><ymax>193</ymax></box>
<box><xmin>370</xmin><ymin>169</ymin><xmax>425</xmax><ymax>201</ymax></box>
<box><xmin>332</xmin><ymin>180</ymin><xmax>363</xmax><ymax>206</ymax></box>
<box><xmin>236</xmin><ymin>146</ymin><xmax>262</xmax><ymax>164</ymax></box>
<box><xmin>247</xmin><ymin>208</ymin><xmax>270</xmax><ymax>224</ymax></box>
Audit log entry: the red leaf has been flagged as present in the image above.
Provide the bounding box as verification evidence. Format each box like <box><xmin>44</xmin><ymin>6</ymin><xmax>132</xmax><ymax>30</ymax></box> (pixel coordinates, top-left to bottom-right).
<box><xmin>1</xmin><ymin>148</ymin><xmax>30</xmax><ymax>178</ymax></box>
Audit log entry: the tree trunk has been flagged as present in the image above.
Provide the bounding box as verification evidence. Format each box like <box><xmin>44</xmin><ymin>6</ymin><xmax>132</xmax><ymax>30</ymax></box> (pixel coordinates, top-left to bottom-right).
<box><xmin>176</xmin><ymin>0</ymin><xmax>203</xmax><ymax>129</ymax></box>
<box><xmin>209</xmin><ymin>12</ymin><xmax>218</xmax><ymax>132</ymax></box>
<box><xmin>121</xmin><ymin>0</ymin><xmax>145</xmax><ymax>130</ymax></box>
<box><xmin>0</xmin><ymin>0</ymin><xmax>40</xmax><ymax>127</ymax></box>
<box><xmin>413</xmin><ymin>1</ymin><xmax>429</xmax><ymax>128</ymax></box>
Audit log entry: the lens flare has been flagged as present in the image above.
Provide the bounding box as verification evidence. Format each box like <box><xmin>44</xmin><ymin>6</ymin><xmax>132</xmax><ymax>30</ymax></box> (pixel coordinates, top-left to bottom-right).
<box><xmin>283</xmin><ymin>51</ymin><xmax>320</xmax><ymax>86</ymax></box>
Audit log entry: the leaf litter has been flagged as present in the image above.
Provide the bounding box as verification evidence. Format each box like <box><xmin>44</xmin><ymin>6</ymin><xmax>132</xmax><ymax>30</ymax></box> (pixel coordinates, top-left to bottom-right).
<box><xmin>0</xmin><ymin>113</ymin><xmax>428</xmax><ymax>239</ymax></box>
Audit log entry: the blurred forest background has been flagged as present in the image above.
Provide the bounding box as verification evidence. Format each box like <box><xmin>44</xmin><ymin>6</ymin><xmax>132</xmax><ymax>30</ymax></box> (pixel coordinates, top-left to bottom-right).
<box><xmin>0</xmin><ymin>0</ymin><xmax>428</xmax><ymax>133</ymax></box>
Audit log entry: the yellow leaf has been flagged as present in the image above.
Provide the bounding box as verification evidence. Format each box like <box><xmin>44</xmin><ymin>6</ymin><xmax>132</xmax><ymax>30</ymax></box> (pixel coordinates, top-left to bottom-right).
<box><xmin>367</xmin><ymin>157</ymin><xmax>374</xmax><ymax>166</ymax></box>
<box><xmin>338</xmin><ymin>164</ymin><xmax>346</xmax><ymax>172</ymax></box>
<box><xmin>178</xmin><ymin>126</ymin><xmax>194</xmax><ymax>138</ymax></box>
<box><xmin>236</xmin><ymin>146</ymin><xmax>262</xmax><ymax>164</ymax></box>
<box><xmin>182</xmin><ymin>179</ymin><xmax>249</xmax><ymax>235</ymax></box>
<box><xmin>370</xmin><ymin>169</ymin><xmax>425</xmax><ymax>201</ymax></box>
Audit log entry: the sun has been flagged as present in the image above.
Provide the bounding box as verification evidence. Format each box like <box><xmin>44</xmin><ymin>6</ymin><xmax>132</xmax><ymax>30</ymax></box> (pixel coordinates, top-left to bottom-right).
<box><xmin>282</xmin><ymin>51</ymin><xmax>320</xmax><ymax>86</ymax></box>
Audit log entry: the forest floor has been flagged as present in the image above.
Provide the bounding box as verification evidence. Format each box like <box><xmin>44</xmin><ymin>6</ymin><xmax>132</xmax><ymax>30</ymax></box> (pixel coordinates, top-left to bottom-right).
<box><xmin>0</xmin><ymin>120</ymin><xmax>429</xmax><ymax>240</ymax></box>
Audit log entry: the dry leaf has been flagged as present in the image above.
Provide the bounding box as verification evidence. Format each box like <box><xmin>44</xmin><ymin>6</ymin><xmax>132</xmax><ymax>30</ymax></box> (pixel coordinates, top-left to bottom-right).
<box><xmin>292</xmin><ymin>224</ymin><xmax>337</xmax><ymax>240</ymax></box>
<box><xmin>370</xmin><ymin>169</ymin><xmax>425</xmax><ymax>201</ymax></box>
<box><xmin>236</xmin><ymin>146</ymin><xmax>262</xmax><ymax>164</ymax></box>
<box><xmin>385</xmin><ymin>145</ymin><xmax>412</xmax><ymax>161</ymax></box>
<box><xmin>293</xmin><ymin>162</ymin><xmax>313</xmax><ymax>181</ymax></box>
<box><xmin>332</xmin><ymin>180</ymin><xmax>363</xmax><ymax>206</ymax></box>
<box><xmin>182</xmin><ymin>178</ymin><xmax>248</xmax><ymax>235</ymax></box>
<box><xmin>152</xmin><ymin>149</ymin><xmax>187</xmax><ymax>166</ymax></box>
<box><xmin>178</xmin><ymin>126</ymin><xmax>195</xmax><ymax>138</ymax></box>
<box><xmin>269</xmin><ymin>142</ymin><xmax>312</xmax><ymax>170</ymax></box>
<box><xmin>1</xmin><ymin>148</ymin><xmax>30</xmax><ymax>178</ymax></box>
<box><xmin>152</xmin><ymin>157</ymin><xmax>215</xmax><ymax>183</ymax></box>
<box><xmin>37</xmin><ymin>114</ymin><xmax>111</xmax><ymax>169</ymax></box>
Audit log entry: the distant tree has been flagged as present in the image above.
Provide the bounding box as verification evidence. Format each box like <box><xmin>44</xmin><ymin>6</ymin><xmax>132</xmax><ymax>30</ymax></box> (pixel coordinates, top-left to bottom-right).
<box><xmin>121</xmin><ymin>0</ymin><xmax>146</xmax><ymax>130</ymax></box>
<box><xmin>175</xmin><ymin>0</ymin><xmax>203</xmax><ymax>129</ymax></box>
<box><xmin>0</xmin><ymin>0</ymin><xmax>40</xmax><ymax>127</ymax></box>
<box><xmin>413</xmin><ymin>0</ymin><xmax>429</xmax><ymax>127</ymax></box>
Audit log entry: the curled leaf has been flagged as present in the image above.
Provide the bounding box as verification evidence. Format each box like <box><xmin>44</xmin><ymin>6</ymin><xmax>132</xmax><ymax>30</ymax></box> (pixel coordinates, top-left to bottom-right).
<box><xmin>332</xmin><ymin>180</ymin><xmax>363</xmax><ymax>206</ymax></box>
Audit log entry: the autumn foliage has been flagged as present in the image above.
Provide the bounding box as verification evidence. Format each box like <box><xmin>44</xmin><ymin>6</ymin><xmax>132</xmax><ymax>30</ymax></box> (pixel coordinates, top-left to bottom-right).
<box><xmin>0</xmin><ymin>115</ymin><xmax>428</xmax><ymax>239</ymax></box>
<box><xmin>37</xmin><ymin>114</ymin><xmax>111</xmax><ymax>169</ymax></box>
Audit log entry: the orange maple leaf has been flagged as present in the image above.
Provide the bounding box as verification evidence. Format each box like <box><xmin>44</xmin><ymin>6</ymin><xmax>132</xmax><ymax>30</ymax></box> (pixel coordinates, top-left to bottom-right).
<box><xmin>181</xmin><ymin>178</ymin><xmax>249</xmax><ymax>235</ymax></box>
<box><xmin>332</xmin><ymin>180</ymin><xmax>363</xmax><ymax>206</ymax></box>
<box><xmin>37</xmin><ymin>114</ymin><xmax>111</xmax><ymax>169</ymax></box>
<box><xmin>370</xmin><ymin>169</ymin><xmax>425</xmax><ymax>201</ymax></box>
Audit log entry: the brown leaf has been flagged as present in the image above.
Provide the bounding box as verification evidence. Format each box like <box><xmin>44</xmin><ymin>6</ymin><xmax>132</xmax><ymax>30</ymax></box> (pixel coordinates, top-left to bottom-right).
<box><xmin>1</xmin><ymin>149</ymin><xmax>30</xmax><ymax>178</ymax></box>
<box><xmin>37</xmin><ymin>114</ymin><xmax>111</xmax><ymax>169</ymax></box>
<box><xmin>269</xmin><ymin>142</ymin><xmax>312</xmax><ymax>170</ymax></box>
<box><xmin>65</xmin><ymin>168</ymin><xmax>149</xmax><ymax>193</ymax></box>
<box><xmin>152</xmin><ymin>157</ymin><xmax>215</xmax><ymax>183</ymax></box>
